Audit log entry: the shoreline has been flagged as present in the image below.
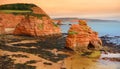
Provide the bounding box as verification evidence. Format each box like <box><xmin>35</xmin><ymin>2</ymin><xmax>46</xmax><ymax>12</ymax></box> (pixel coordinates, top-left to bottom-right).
<box><xmin>0</xmin><ymin>34</ymin><xmax>120</xmax><ymax>69</ymax></box>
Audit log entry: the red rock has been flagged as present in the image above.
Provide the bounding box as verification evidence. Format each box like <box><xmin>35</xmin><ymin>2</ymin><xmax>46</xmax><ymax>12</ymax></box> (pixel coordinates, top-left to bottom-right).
<box><xmin>0</xmin><ymin>18</ymin><xmax>5</xmax><ymax>34</ymax></box>
<box><xmin>0</xmin><ymin>3</ymin><xmax>61</xmax><ymax>36</ymax></box>
<box><xmin>66</xmin><ymin>20</ymin><xmax>102</xmax><ymax>52</ymax></box>
<box><xmin>0</xmin><ymin>12</ymin><xmax>24</xmax><ymax>28</ymax></box>
<box><xmin>13</xmin><ymin>16</ymin><xmax>61</xmax><ymax>37</ymax></box>
<box><xmin>57</xmin><ymin>20</ymin><xmax>62</xmax><ymax>25</ymax></box>
<box><xmin>32</xmin><ymin>7</ymin><xmax>47</xmax><ymax>14</ymax></box>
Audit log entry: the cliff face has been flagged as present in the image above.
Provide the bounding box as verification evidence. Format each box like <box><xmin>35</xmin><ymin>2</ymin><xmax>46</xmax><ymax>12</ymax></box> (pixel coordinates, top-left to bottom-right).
<box><xmin>0</xmin><ymin>13</ymin><xmax>24</xmax><ymax>28</ymax></box>
<box><xmin>0</xmin><ymin>3</ymin><xmax>61</xmax><ymax>36</ymax></box>
<box><xmin>0</xmin><ymin>22</ymin><xmax>5</xmax><ymax>34</ymax></box>
<box><xmin>0</xmin><ymin>3</ymin><xmax>47</xmax><ymax>28</ymax></box>
<box><xmin>13</xmin><ymin>16</ymin><xmax>61</xmax><ymax>36</ymax></box>
<box><xmin>66</xmin><ymin>20</ymin><xmax>102</xmax><ymax>52</ymax></box>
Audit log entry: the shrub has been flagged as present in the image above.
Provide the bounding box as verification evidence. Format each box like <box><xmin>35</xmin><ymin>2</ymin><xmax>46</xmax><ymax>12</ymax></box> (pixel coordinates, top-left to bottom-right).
<box><xmin>38</xmin><ymin>23</ymin><xmax>44</xmax><ymax>30</ymax></box>
<box><xmin>52</xmin><ymin>22</ymin><xmax>59</xmax><ymax>27</ymax></box>
<box><xmin>68</xmin><ymin>31</ymin><xmax>78</xmax><ymax>35</ymax></box>
<box><xmin>0</xmin><ymin>3</ymin><xmax>36</xmax><ymax>10</ymax></box>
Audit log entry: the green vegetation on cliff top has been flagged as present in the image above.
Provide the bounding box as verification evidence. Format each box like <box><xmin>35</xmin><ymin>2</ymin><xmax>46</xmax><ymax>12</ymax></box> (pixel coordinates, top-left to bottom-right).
<box><xmin>68</xmin><ymin>31</ymin><xmax>78</xmax><ymax>35</ymax></box>
<box><xmin>0</xmin><ymin>10</ymin><xmax>32</xmax><ymax>13</ymax></box>
<box><xmin>0</xmin><ymin>3</ymin><xmax>48</xmax><ymax>19</ymax></box>
<box><xmin>0</xmin><ymin>3</ymin><xmax>36</xmax><ymax>10</ymax></box>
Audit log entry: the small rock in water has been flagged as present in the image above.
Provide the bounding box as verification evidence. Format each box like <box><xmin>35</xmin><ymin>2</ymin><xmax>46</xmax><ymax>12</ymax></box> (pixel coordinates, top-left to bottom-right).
<box><xmin>102</xmin><ymin>57</ymin><xmax>120</xmax><ymax>62</ymax></box>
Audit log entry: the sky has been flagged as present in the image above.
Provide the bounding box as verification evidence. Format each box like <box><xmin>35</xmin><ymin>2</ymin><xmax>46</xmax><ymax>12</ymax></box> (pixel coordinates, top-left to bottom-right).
<box><xmin>0</xmin><ymin>0</ymin><xmax>120</xmax><ymax>20</ymax></box>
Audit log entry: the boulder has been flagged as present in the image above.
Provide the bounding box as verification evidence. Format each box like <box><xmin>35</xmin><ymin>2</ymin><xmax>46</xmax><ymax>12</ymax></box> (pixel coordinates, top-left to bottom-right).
<box><xmin>13</xmin><ymin>16</ymin><xmax>61</xmax><ymax>36</ymax></box>
<box><xmin>66</xmin><ymin>20</ymin><xmax>102</xmax><ymax>52</ymax></box>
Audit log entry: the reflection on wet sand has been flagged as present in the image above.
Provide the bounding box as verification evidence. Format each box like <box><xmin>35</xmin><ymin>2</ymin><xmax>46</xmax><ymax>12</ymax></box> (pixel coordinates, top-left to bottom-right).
<box><xmin>65</xmin><ymin>54</ymin><xmax>120</xmax><ymax>69</ymax></box>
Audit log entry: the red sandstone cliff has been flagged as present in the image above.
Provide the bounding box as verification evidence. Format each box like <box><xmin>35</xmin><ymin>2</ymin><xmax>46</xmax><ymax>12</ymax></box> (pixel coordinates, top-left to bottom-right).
<box><xmin>0</xmin><ymin>6</ymin><xmax>47</xmax><ymax>28</ymax></box>
<box><xmin>66</xmin><ymin>20</ymin><xmax>102</xmax><ymax>52</ymax></box>
<box><xmin>13</xmin><ymin>16</ymin><xmax>61</xmax><ymax>36</ymax></box>
<box><xmin>0</xmin><ymin>3</ymin><xmax>61</xmax><ymax>36</ymax></box>
<box><xmin>0</xmin><ymin>18</ymin><xmax>5</xmax><ymax>34</ymax></box>
<box><xmin>0</xmin><ymin>12</ymin><xmax>24</xmax><ymax>28</ymax></box>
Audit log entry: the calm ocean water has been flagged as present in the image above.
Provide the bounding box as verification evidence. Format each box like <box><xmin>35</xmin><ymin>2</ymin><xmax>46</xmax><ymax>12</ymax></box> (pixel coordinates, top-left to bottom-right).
<box><xmin>61</xmin><ymin>21</ymin><xmax>120</xmax><ymax>37</ymax></box>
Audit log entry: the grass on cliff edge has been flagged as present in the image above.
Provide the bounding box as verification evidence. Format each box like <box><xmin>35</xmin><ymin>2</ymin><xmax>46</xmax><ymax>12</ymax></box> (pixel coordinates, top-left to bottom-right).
<box><xmin>68</xmin><ymin>31</ymin><xmax>78</xmax><ymax>35</ymax></box>
<box><xmin>0</xmin><ymin>10</ymin><xmax>32</xmax><ymax>13</ymax></box>
<box><xmin>0</xmin><ymin>3</ymin><xmax>36</xmax><ymax>10</ymax></box>
<box><xmin>0</xmin><ymin>10</ymin><xmax>48</xmax><ymax>19</ymax></box>
<box><xmin>0</xmin><ymin>3</ymin><xmax>48</xmax><ymax>18</ymax></box>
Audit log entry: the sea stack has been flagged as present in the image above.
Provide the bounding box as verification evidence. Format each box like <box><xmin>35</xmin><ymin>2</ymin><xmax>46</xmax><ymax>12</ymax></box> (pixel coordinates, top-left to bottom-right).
<box><xmin>66</xmin><ymin>20</ymin><xmax>102</xmax><ymax>52</ymax></box>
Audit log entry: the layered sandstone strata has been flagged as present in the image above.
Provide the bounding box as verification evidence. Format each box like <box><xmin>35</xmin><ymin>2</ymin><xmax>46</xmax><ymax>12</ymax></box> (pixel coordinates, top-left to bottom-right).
<box><xmin>0</xmin><ymin>3</ymin><xmax>61</xmax><ymax>36</ymax></box>
<box><xmin>13</xmin><ymin>16</ymin><xmax>61</xmax><ymax>36</ymax></box>
<box><xmin>66</xmin><ymin>20</ymin><xmax>102</xmax><ymax>52</ymax></box>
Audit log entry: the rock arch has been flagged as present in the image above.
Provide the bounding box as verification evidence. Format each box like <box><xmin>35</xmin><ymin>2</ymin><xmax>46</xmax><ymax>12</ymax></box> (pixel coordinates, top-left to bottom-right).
<box><xmin>87</xmin><ymin>42</ymin><xmax>95</xmax><ymax>50</ymax></box>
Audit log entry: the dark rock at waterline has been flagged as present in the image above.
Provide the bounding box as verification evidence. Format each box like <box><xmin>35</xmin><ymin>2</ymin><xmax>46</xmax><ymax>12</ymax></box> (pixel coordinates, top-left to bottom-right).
<box><xmin>100</xmin><ymin>36</ymin><xmax>120</xmax><ymax>53</ymax></box>
<box><xmin>102</xmin><ymin>57</ymin><xmax>120</xmax><ymax>62</ymax></box>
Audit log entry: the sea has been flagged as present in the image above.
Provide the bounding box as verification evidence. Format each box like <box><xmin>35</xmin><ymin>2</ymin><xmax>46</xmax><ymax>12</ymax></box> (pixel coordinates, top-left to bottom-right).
<box><xmin>60</xmin><ymin>20</ymin><xmax>120</xmax><ymax>37</ymax></box>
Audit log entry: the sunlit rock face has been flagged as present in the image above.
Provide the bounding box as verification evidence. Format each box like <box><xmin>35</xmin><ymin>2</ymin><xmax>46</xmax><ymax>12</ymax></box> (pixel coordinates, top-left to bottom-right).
<box><xmin>66</xmin><ymin>20</ymin><xmax>102</xmax><ymax>52</ymax></box>
<box><xmin>13</xmin><ymin>16</ymin><xmax>61</xmax><ymax>36</ymax></box>
<box><xmin>0</xmin><ymin>3</ymin><xmax>36</xmax><ymax>28</ymax></box>
<box><xmin>0</xmin><ymin>18</ymin><xmax>5</xmax><ymax>34</ymax></box>
<box><xmin>0</xmin><ymin>13</ymin><xmax>24</xmax><ymax>28</ymax></box>
<box><xmin>0</xmin><ymin>3</ymin><xmax>61</xmax><ymax>36</ymax></box>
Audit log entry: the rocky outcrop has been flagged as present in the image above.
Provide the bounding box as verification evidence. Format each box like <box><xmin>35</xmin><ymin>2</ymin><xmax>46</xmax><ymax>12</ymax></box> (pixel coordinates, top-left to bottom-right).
<box><xmin>0</xmin><ymin>13</ymin><xmax>24</xmax><ymax>28</ymax></box>
<box><xmin>13</xmin><ymin>16</ymin><xmax>61</xmax><ymax>36</ymax></box>
<box><xmin>0</xmin><ymin>3</ymin><xmax>61</xmax><ymax>36</ymax></box>
<box><xmin>66</xmin><ymin>20</ymin><xmax>102</xmax><ymax>52</ymax></box>
<box><xmin>0</xmin><ymin>3</ymin><xmax>48</xmax><ymax>28</ymax></box>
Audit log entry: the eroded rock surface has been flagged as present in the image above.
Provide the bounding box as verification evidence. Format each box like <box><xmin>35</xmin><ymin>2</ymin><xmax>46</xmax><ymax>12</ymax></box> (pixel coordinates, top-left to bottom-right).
<box><xmin>0</xmin><ymin>13</ymin><xmax>24</xmax><ymax>28</ymax></box>
<box><xmin>0</xmin><ymin>3</ymin><xmax>61</xmax><ymax>36</ymax></box>
<box><xmin>66</xmin><ymin>20</ymin><xmax>102</xmax><ymax>52</ymax></box>
<box><xmin>13</xmin><ymin>16</ymin><xmax>61</xmax><ymax>36</ymax></box>
<box><xmin>0</xmin><ymin>18</ymin><xmax>5</xmax><ymax>34</ymax></box>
